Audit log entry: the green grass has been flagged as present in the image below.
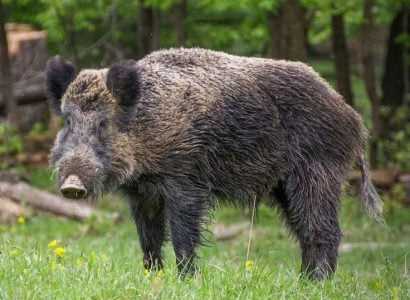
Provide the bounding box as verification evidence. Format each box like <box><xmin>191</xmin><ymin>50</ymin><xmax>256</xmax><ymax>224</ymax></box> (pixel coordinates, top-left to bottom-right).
<box><xmin>0</xmin><ymin>168</ymin><xmax>409</xmax><ymax>299</ymax></box>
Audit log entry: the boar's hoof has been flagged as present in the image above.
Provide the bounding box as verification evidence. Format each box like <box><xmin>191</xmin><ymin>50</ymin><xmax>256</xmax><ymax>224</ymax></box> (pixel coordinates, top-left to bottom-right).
<box><xmin>60</xmin><ymin>175</ymin><xmax>87</xmax><ymax>199</ymax></box>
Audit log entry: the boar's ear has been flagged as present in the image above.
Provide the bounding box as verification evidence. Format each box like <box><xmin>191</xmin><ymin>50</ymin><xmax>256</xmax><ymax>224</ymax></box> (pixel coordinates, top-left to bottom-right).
<box><xmin>106</xmin><ymin>60</ymin><xmax>140</xmax><ymax>109</ymax></box>
<box><xmin>45</xmin><ymin>56</ymin><xmax>77</xmax><ymax>115</ymax></box>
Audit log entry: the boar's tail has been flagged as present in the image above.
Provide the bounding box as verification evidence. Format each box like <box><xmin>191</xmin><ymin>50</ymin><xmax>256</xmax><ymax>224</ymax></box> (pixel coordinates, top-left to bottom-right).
<box><xmin>355</xmin><ymin>153</ymin><xmax>383</xmax><ymax>222</ymax></box>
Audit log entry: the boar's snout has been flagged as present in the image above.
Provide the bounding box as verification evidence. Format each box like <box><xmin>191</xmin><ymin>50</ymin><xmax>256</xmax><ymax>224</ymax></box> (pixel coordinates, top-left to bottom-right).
<box><xmin>60</xmin><ymin>174</ymin><xmax>87</xmax><ymax>199</ymax></box>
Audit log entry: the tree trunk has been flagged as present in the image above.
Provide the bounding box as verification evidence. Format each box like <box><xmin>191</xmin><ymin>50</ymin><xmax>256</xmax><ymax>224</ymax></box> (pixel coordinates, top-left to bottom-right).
<box><xmin>137</xmin><ymin>2</ymin><xmax>161</xmax><ymax>58</ymax></box>
<box><xmin>152</xmin><ymin>7</ymin><xmax>161</xmax><ymax>50</ymax></box>
<box><xmin>282</xmin><ymin>0</ymin><xmax>308</xmax><ymax>61</ymax></box>
<box><xmin>381</xmin><ymin>8</ymin><xmax>410</xmax><ymax>119</ymax></box>
<box><xmin>0</xmin><ymin>0</ymin><xmax>15</xmax><ymax>122</ymax></box>
<box><xmin>268</xmin><ymin>1</ymin><xmax>307</xmax><ymax>61</ymax></box>
<box><xmin>267</xmin><ymin>9</ymin><xmax>284</xmax><ymax>59</ymax></box>
<box><xmin>137</xmin><ymin>2</ymin><xmax>152</xmax><ymax>58</ymax></box>
<box><xmin>361</xmin><ymin>0</ymin><xmax>382</xmax><ymax>167</ymax></box>
<box><xmin>172</xmin><ymin>0</ymin><xmax>187</xmax><ymax>47</ymax></box>
<box><xmin>304</xmin><ymin>9</ymin><xmax>314</xmax><ymax>57</ymax></box>
<box><xmin>331</xmin><ymin>13</ymin><xmax>354</xmax><ymax>106</ymax></box>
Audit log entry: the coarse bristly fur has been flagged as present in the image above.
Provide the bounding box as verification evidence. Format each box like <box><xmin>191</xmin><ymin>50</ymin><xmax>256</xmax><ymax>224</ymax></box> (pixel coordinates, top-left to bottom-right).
<box><xmin>46</xmin><ymin>48</ymin><xmax>383</xmax><ymax>280</ymax></box>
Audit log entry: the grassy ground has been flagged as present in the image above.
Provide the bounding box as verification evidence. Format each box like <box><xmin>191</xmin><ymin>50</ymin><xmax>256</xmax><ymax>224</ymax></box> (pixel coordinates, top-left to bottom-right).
<box><xmin>0</xmin><ymin>168</ymin><xmax>409</xmax><ymax>299</ymax></box>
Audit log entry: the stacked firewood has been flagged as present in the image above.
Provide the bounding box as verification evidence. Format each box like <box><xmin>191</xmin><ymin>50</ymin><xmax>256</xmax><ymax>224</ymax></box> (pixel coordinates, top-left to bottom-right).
<box><xmin>0</xmin><ymin>23</ymin><xmax>48</xmax><ymax>131</ymax></box>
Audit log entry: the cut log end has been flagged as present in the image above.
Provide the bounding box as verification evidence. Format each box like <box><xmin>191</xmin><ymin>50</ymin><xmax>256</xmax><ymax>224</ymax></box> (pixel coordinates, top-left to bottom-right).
<box><xmin>0</xmin><ymin>197</ymin><xmax>29</xmax><ymax>223</ymax></box>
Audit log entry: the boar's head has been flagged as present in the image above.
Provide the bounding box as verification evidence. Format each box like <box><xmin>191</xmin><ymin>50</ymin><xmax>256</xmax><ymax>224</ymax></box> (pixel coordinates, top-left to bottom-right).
<box><xmin>46</xmin><ymin>57</ymin><xmax>140</xmax><ymax>200</ymax></box>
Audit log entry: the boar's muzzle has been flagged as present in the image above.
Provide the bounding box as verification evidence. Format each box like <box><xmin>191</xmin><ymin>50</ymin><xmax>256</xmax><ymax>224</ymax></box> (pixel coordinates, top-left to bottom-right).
<box><xmin>60</xmin><ymin>174</ymin><xmax>87</xmax><ymax>199</ymax></box>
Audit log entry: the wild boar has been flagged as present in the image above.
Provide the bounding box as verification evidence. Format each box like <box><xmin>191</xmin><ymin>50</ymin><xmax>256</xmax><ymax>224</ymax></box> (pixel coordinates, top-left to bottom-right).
<box><xmin>46</xmin><ymin>48</ymin><xmax>382</xmax><ymax>280</ymax></box>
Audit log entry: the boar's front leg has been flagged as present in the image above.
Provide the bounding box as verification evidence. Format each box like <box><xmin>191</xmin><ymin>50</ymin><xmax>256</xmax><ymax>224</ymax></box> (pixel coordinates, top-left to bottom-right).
<box><xmin>161</xmin><ymin>177</ymin><xmax>209</xmax><ymax>277</ymax></box>
<box><xmin>126</xmin><ymin>184</ymin><xmax>165</xmax><ymax>271</ymax></box>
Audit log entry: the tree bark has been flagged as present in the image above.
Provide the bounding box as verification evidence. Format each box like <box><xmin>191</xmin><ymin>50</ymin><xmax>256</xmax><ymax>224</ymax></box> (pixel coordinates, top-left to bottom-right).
<box><xmin>152</xmin><ymin>7</ymin><xmax>161</xmax><ymax>50</ymax></box>
<box><xmin>172</xmin><ymin>0</ymin><xmax>187</xmax><ymax>47</ymax></box>
<box><xmin>269</xmin><ymin>0</ymin><xmax>307</xmax><ymax>61</ymax></box>
<box><xmin>0</xmin><ymin>0</ymin><xmax>15</xmax><ymax>123</ymax></box>
<box><xmin>137</xmin><ymin>2</ymin><xmax>152</xmax><ymax>58</ymax></box>
<box><xmin>267</xmin><ymin>9</ymin><xmax>284</xmax><ymax>59</ymax></box>
<box><xmin>282</xmin><ymin>0</ymin><xmax>308</xmax><ymax>61</ymax></box>
<box><xmin>331</xmin><ymin>12</ymin><xmax>354</xmax><ymax>106</ymax></box>
<box><xmin>137</xmin><ymin>1</ymin><xmax>161</xmax><ymax>58</ymax></box>
<box><xmin>361</xmin><ymin>0</ymin><xmax>382</xmax><ymax>167</ymax></box>
<box><xmin>381</xmin><ymin>8</ymin><xmax>410</xmax><ymax>118</ymax></box>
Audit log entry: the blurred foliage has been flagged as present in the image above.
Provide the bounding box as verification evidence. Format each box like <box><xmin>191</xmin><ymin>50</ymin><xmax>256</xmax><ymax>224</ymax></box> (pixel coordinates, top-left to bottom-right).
<box><xmin>28</xmin><ymin>122</ymin><xmax>48</xmax><ymax>135</ymax></box>
<box><xmin>1</xmin><ymin>0</ymin><xmax>409</xmax><ymax>171</ymax></box>
<box><xmin>4</xmin><ymin>0</ymin><xmax>405</xmax><ymax>64</ymax></box>
<box><xmin>380</xmin><ymin>106</ymin><xmax>410</xmax><ymax>171</ymax></box>
<box><xmin>0</xmin><ymin>124</ymin><xmax>23</xmax><ymax>170</ymax></box>
<box><xmin>0</xmin><ymin>124</ymin><xmax>23</xmax><ymax>156</ymax></box>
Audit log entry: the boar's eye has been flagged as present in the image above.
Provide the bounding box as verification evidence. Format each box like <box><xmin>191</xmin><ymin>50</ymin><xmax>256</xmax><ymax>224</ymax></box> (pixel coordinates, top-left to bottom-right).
<box><xmin>99</xmin><ymin>119</ymin><xmax>107</xmax><ymax>130</ymax></box>
<box><xmin>65</xmin><ymin>118</ymin><xmax>71</xmax><ymax>127</ymax></box>
<box><xmin>97</xmin><ymin>119</ymin><xmax>109</xmax><ymax>138</ymax></box>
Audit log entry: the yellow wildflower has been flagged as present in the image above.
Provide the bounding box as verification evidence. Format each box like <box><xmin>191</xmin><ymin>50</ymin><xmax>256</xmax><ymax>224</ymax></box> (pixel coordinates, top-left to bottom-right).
<box><xmin>48</xmin><ymin>240</ymin><xmax>59</xmax><ymax>249</ymax></box>
<box><xmin>143</xmin><ymin>269</ymin><xmax>150</xmax><ymax>278</ymax></box>
<box><xmin>54</xmin><ymin>247</ymin><xmax>65</xmax><ymax>258</ymax></box>
<box><xmin>17</xmin><ymin>216</ymin><xmax>25</xmax><ymax>225</ymax></box>
<box><xmin>156</xmin><ymin>270</ymin><xmax>164</xmax><ymax>278</ymax></box>
<box><xmin>245</xmin><ymin>260</ymin><xmax>254</xmax><ymax>271</ymax></box>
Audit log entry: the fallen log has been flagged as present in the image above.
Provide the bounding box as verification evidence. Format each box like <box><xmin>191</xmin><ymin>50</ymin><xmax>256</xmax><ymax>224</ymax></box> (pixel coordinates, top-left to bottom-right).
<box><xmin>16</xmin><ymin>152</ymin><xmax>49</xmax><ymax>165</ymax></box>
<box><xmin>0</xmin><ymin>197</ymin><xmax>29</xmax><ymax>223</ymax></box>
<box><xmin>339</xmin><ymin>242</ymin><xmax>409</xmax><ymax>253</ymax></box>
<box><xmin>0</xmin><ymin>181</ymin><xmax>95</xmax><ymax>220</ymax></box>
<box><xmin>399</xmin><ymin>173</ymin><xmax>410</xmax><ymax>205</ymax></box>
<box><xmin>349</xmin><ymin>169</ymin><xmax>410</xmax><ymax>205</ymax></box>
<box><xmin>0</xmin><ymin>73</ymin><xmax>46</xmax><ymax>109</ymax></box>
<box><xmin>349</xmin><ymin>168</ymin><xmax>400</xmax><ymax>189</ymax></box>
<box><xmin>213</xmin><ymin>222</ymin><xmax>250</xmax><ymax>241</ymax></box>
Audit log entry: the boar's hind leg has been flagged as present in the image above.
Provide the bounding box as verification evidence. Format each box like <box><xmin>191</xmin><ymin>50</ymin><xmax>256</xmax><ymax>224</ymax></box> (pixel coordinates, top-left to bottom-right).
<box><xmin>272</xmin><ymin>164</ymin><xmax>342</xmax><ymax>280</ymax></box>
<box><xmin>128</xmin><ymin>190</ymin><xmax>165</xmax><ymax>271</ymax></box>
<box><xmin>162</xmin><ymin>178</ymin><xmax>209</xmax><ymax>277</ymax></box>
